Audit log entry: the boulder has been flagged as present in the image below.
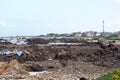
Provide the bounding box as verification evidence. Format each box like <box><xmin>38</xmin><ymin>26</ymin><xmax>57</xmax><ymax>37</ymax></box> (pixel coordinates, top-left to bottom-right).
<box><xmin>6</xmin><ymin>59</ymin><xmax>28</xmax><ymax>72</ymax></box>
<box><xmin>98</xmin><ymin>38</ymin><xmax>109</xmax><ymax>46</ymax></box>
<box><xmin>0</xmin><ymin>62</ymin><xmax>8</xmax><ymax>74</ymax></box>
<box><xmin>0</xmin><ymin>59</ymin><xmax>29</xmax><ymax>79</ymax></box>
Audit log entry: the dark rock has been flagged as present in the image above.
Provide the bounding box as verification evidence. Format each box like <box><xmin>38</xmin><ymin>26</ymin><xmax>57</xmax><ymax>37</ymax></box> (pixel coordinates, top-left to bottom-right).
<box><xmin>80</xmin><ymin>77</ymin><xmax>86</xmax><ymax>80</ymax></box>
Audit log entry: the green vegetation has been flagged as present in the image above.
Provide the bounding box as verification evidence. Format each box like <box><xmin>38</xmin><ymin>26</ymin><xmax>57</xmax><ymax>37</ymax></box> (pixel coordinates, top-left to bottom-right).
<box><xmin>103</xmin><ymin>34</ymin><xmax>120</xmax><ymax>40</ymax></box>
<box><xmin>96</xmin><ymin>72</ymin><xmax>113</xmax><ymax>80</ymax></box>
<box><xmin>96</xmin><ymin>69</ymin><xmax>120</xmax><ymax>80</ymax></box>
<box><xmin>104</xmin><ymin>37</ymin><xmax>120</xmax><ymax>40</ymax></box>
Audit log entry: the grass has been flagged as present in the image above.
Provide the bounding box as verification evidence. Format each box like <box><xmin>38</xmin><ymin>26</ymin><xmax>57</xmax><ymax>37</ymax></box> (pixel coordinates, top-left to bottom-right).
<box><xmin>96</xmin><ymin>72</ymin><xmax>113</xmax><ymax>80</ymax></box>
<box><xmin>96</xmin><ymin>69</ymin><xmax>120</xmax><ymax>80</ymax></box>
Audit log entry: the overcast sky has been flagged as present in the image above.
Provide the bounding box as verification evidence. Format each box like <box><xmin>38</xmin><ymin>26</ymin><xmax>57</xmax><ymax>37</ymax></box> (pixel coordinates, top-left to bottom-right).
<box><xmin>0</xmin><ymin>0</ymin><xmax>120</xmax><ymax>36</ymax></box>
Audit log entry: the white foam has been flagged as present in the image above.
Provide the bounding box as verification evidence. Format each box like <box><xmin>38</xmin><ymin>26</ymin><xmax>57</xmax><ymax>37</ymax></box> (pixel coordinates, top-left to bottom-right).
<box><xmin>0</xmin><ymin>49</ymin><xmax>23</xmax><ymax>56</ymax></box>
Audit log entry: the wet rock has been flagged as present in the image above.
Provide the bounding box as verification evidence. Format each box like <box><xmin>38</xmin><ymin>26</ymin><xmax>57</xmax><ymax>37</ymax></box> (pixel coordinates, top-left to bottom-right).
<box><xmin>26</xmin><ymin>38</ymin><xmax>49</xmax><ymax>44</ymax></box>
<box><xmin>29</xmin><ymin>64</ymin><xmax>44</xmax><ymax>71</ymax></box>
<box><xmin>26</xmin><ymin>38</ymin><xmax>84</xmax><ymax>45</ymax></box>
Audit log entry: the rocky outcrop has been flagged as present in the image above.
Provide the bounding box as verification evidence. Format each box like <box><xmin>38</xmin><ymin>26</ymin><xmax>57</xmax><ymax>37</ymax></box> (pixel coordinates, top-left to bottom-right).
<box><xmin>26</xmin><ymin>38</ymin><xmax>85</xmax><ymax>45</ymax></box>
<box><xmin>0</xmin><ymin>40</ymin><xmax>120</xmax><ymax>70</ymax></box>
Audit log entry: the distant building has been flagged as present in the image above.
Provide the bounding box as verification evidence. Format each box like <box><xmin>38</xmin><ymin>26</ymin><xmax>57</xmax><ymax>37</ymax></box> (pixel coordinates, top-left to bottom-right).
<box><xmin>96</xmin><ymin>32</ymin><xmax>101</xmax><ymax>36</ymax></box>
<box><xmin>75</xmin><ymin>32</ymin><xmax>82</xmax><ymax>38</ymax></box>
<box><xmin>86</xmin><ymin>31</ymin><xmax>97</xmax><ymax>37</ymax></box>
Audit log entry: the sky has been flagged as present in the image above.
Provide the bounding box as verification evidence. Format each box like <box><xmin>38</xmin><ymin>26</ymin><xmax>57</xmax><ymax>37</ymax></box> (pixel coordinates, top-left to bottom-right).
<box><xmin>0</xmin><ymin>0</ymin><xmax>120</xmax><ymax>36</ymax></box>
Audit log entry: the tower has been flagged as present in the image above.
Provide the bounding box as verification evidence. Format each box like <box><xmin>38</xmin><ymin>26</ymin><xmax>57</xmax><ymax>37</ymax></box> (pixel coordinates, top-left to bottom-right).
<box><xmin>102</xmin><ymin>20</ymin><xmax>104</xmax><ymax>37</ymax></box>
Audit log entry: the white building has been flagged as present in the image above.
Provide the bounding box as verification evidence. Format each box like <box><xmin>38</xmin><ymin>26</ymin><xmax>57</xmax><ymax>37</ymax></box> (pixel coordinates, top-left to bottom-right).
<box><xmin>86</xmin><ymin>31</ymin><xmax>97</xmax><ymax>37</ymax></box>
